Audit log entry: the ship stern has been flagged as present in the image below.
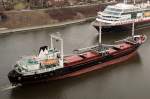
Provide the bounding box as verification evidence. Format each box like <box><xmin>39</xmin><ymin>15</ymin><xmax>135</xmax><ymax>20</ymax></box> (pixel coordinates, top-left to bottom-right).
<box><xmin>8</xmin><ymin>70</ymin><xmax>22</xmax><ymax>86</ymax></box>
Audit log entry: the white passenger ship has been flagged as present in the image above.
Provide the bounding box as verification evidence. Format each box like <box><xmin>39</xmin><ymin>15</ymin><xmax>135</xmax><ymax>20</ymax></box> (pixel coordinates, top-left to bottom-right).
<box><xmin>92</xmin><ymin>0</ymin><xmax>150</xmax><ymax>31</ymax></box>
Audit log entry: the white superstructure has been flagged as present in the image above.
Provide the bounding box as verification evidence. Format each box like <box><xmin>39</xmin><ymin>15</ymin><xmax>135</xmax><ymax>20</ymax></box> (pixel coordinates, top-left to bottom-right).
<box><xmin>95</xmin><ymin>1</ymin><xmax>150</xmax><ymax>26</ymax></box>
<box><xmin>14</xmin><ymin>34</ymin><xmax>64</xmax><ymax>76</ymax></box>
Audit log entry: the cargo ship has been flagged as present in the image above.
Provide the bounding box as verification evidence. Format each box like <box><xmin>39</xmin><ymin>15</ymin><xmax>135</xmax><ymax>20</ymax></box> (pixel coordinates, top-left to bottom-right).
<box><xmin>8</xmin><ymin>23</ymin><xmax>147</xmax><ymax>86</ymax></box>
<box><xmin>92</xmin><ymin>1</ymin><xmax>150</xmax><ymax>31</ymax></box>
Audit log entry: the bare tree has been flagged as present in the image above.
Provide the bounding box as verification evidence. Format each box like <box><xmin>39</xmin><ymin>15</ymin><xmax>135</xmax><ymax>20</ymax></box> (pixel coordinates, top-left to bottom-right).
<box><xmin>1</xmin><ymin>0</ymin><xmax>6</xmax><ymax>9</ymax></box>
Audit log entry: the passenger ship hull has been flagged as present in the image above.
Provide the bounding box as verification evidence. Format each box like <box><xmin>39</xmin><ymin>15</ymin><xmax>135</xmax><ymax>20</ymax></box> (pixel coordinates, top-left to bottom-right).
<box><xmin>92</xmin><ymin>18</ymin><xmax>150</xmax><ymax>32</ymax></box>
<box><xmin>8</xmin><ymin>43</ymin><xmax>140</xmax><ymax>85</ymax></box>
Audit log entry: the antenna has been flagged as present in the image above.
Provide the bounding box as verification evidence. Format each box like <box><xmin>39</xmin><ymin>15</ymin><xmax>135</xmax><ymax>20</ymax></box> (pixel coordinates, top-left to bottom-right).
<box><xmin>132</xmin><ymin>21</ymin><xmax>135</xmax><ymax>36</ymax></box>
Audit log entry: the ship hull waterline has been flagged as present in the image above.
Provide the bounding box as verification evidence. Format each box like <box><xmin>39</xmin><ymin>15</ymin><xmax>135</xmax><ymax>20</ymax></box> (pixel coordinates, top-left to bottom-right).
<box><xmin>8</xmin><ymin>45</ymin><xmax>139</xmax><ymax>85</ymax></box>
<box><xmin>92</xmin><ymin>19</ymin><xmax>150</xmax><ymax>32</ymax></box>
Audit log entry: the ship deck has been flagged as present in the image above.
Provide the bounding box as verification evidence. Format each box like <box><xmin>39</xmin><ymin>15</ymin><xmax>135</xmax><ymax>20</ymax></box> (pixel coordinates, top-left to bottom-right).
<box><xmin>64</xmin><ymin>42</ymin><xmax>133</xmax><ymax>67</ymax></box>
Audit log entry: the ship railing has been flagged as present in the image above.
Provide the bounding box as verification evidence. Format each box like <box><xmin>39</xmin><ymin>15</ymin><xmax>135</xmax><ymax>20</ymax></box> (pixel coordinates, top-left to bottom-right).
<box><xmin>73</xmin><ymin>45</ymin><xmax>99</xmax><ymax>54</ymax></box>
<box><xmin>125</xmin><ymin>39</ymin><xmax>137</xmax><ymax>44</ymax></box>
<box><xmin>74</xmin><ymin>45</ymin><xmax>99</xmax><ymax>51</ymax></box>
<box><xmin>101</xmin><ymin>44</ymin><xmax>116</xmax><ymax>47</ymax></box>
<box><xmin>115</xmin><ymin>36</ymin><xmax>137</xmax><ymax>44</ymax></box>
<box><xmin>136</xmin><ymin>3</ymin><xmax>150</xmax><ymax>9</ymax></box>
<box><xmin>19</xmin><ymin>64</ymin><xmax>62</xmax><ymax>76</ymax></box>
<box><xmin>73</xmin><ymin>44</ymin><xmax>116</xmax><ymax>54</ymax></box>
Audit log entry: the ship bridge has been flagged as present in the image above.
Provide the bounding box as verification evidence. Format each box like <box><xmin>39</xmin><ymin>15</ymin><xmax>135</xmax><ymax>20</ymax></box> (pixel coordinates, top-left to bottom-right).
<box><xmin>96</xmin><ymin>3</ymin><xmax>145</xmax><ymax>23</ymax></box>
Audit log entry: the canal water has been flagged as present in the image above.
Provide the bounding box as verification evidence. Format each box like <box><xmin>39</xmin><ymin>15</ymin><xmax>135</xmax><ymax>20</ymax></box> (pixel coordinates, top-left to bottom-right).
<box><xmin>0</xmin><ymin>22</ymin><xmax>150</xmax><ymax>99</ymax></box>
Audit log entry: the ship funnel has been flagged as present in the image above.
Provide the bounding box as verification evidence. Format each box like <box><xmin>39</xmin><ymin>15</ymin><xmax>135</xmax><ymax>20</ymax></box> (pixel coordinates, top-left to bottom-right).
<box><xmin>38</xmin><ymin>46</ymin><xmax>48</xmax><ymax>60</ymax></box>
<box><xmin>39</xmin><ymin>46</ymin><xmax>48</xmax><ymax>54</ymax></box>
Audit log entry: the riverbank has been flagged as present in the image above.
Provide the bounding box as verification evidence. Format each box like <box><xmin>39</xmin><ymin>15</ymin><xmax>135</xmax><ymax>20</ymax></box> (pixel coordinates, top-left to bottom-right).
<box><xmin>0</xmin><ymin>17</ymin><xmax>95</xmax><ymax>34</ymax></box>
<box><xmin>0</xmin><ymin>2</ymin><xmax>115</xmax><ymax>34</ymax></box>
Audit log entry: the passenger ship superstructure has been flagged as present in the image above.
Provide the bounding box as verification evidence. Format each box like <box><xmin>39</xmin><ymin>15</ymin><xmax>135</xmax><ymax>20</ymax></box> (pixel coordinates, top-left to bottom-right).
<box><xmin>92</xmin><ymin>1</ymin><xmax>150</xmax><ymax>31</ymax></box>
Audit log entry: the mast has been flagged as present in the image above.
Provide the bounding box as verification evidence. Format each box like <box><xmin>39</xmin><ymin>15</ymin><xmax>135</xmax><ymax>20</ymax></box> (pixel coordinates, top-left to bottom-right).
<box><xmin>132</xmin><ymin>21</ymin><xmax>135</xmax><ymax>36</ymax></box>
<box><xmin>133</xmin><ymin>0</ymin><xmax>136</xmax><ymax>5</ymax></box>
<box><xmin>50</xmin><ymin>34</ymin><xmax>64</xmax><ymax>67</ymax></box>
<box><xmin>50</xmin><ymin>35</ymin><xmax>53</xmax><ymax>49</ymax></box>
<box><xmin>124</xmin><ymin>0</ymin><xmax>127</xmax><ymax>4</ymax></box>
<box><xmin>99</xmin><ymin>22</ymin><xmax>102</xmax><ymax>45</ymax></box>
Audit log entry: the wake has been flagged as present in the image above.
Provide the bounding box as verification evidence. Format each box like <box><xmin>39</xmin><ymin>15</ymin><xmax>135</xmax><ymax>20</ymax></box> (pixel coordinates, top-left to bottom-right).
<box><xmin>1</xmin><ymin>84</ymin><xmax>19</xmax><ymax>91</ymax></box>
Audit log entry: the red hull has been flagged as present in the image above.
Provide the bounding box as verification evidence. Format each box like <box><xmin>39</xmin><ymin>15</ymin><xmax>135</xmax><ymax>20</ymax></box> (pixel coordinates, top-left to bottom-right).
<box><xmin>49</xmin><ymin>51</ymin><xmax>137</xmax><ymax>80</ymax></box>
<box><xmin>8</xmin><ymin>35</ymin><xmax>146</xmax><ymax>85</ymax></box>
